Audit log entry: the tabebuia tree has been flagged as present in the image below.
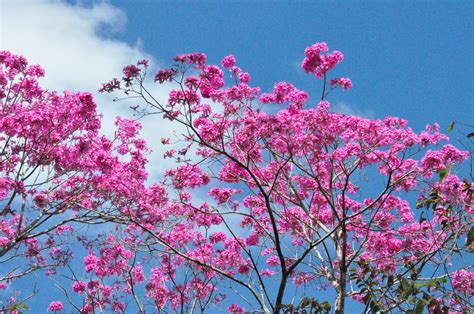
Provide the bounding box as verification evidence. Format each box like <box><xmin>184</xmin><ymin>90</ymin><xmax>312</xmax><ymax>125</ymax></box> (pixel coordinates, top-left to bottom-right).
<box><xmin>98</xmin><ymin>42</ymin><xmax>473</xmax><ymax>313</ymax></box>
<box><xmin>0</xmin><ymin>51</ymin><xmax>150</xmax><ymax>311</ymax></box>
<box><xmin>0</xmin><ymin>42</ymin><xmax>472</xmax><ymax>313</ymax></box>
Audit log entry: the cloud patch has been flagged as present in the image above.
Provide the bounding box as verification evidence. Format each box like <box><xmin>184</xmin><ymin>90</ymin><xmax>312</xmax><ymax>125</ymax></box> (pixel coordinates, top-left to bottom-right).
<box><xmin>332</xmin><ymin>101</ymin><xmax>375</xmax><ymax>119</ymax></box>
<box><xmin>1</xmin><ymin>0</ymin><xmax>184</xmax><ymax>178</ymax></box>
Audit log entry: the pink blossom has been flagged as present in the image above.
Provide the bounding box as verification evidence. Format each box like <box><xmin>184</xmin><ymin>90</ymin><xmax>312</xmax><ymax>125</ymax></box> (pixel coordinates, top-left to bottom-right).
<box><xmin>123</xmin><ymin>64</ymin><xmax>141</xmax><ymax>79</ymax></box>
<box><xmin>72</xmin><ymin>281</ymin><xmax>86</xmax><ymax>294</ymax></box>
<box><xmin>48</xmin><ymin>301</ymin><xmax>63</xmax><ymax>312</ymax></box>
<box><xmin>301</xmin><ymin>42</ymin><xmax>344</xmax><ymax>77</ymax></box>
<box><xmin>0</xmin><ymin>237</ymin><xmax>10</xmax><ymax>246</ymax></box>
<box><xmin>260</xmin><ymin>269</ymin><xmax>276</xmax><ymax>277</ymax></box>
<box><xmin>330</xmin><ymin>77</ymin><xmax>352</xmax><ymax>90</ymax></box>
<box><xmin>228</xmin><ymin>304</ymin><xmax>245</xmax><ymax>313</ymax></box>
<box><xmin>238</xmin><ymin>264</ymin><xmax>250</xmax><ymax>275</ymax></box>
<box><xmin>266</xmin><ymin>255</ymin><xmax>280</xmax><ymax>267</ymax></box>
<box><xmin>221</xmin><ymin>54</ymin><xmax>236</xmax><ymax>68</ymax></box>
<box><xmin>208</xmin><ymin>187</ymin><xmax>236</xmax><ymax>204</ymax></box>
<box><xmin>238</xmin><ymin>72</ymin><xmax>251</xmax><ymax>84</ymax></box>
<box><xmin>154</xmin><ymin>68</ymin><xmax>177</xmax><ymax>83</ymax></box>
<box><xmin>452</xmin><ymin>269</ymin><xmax>474</xmax><ymax>294</ymax></box>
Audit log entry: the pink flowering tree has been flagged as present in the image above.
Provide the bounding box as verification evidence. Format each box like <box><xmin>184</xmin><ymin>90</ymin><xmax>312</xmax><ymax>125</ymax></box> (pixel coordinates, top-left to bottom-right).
<box><xmin>0</xmin><ymin>51</ymin><xmax>149</xmax><ymax>311</ymax></box>
<box><xmin>1</xmin><ymin>42</ymin><xmax>472</xmax><ymax>313</ymax></box>
<box><xmin>98</xmin><ymin>42</ymin><xmax>473</xmax><ymax>313</ymax></box>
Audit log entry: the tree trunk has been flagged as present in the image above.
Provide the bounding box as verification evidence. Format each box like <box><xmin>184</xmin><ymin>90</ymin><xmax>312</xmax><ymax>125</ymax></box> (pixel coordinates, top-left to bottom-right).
<box><xmin>335</xmin><ymin>222</ymin><xmax>348</xmax><ymax>314</ymax></box>
<box><xmin>335</xmin><ymin>267</ymin><xmax>347</xmax><ymax>313</ymax></box>
<box><xmin>274</xmin><ymin>272</ymin><xmax>288</xmax><ymax>314</ymax></box>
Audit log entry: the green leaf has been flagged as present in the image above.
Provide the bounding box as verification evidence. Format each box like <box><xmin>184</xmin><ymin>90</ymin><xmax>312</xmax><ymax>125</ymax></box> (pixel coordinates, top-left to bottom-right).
<box><xmin>321</xmin><ymin>301</ymin><xmax>331</xmax><ymax>311</ymax></box>
<box><xmin>400</xmin><ymin>277</ymin><xmax>410</xmax><ymax>289</ymax></box>
<box><xmin>422</xmin><ymin>292</ymin><xmax>433</xmax><ymax>303</ymax></box>
<box><xmin>439</xmin><ymin>168</ymin><xmax>448</xmax><ymax>182</ymax></box>
<box><xmin>406</xmin><ymin>300</ymin><xmax>425</xmax><ymax>314</ymax></box>
<box><xmin>448</xmin><ymin>121</ymin><xmax>455</xmax><ymax>132</ymax></box>
<box><xmin>388</xmin><ymin>275</ymin><xmax>394</xmax><ymax>286</ymax></box>
<box><xmin>419</xmin><ymin>212</ymin><xmax>426</xmax><ymax>224</ymax></box>
<box><xmin>415</xmin><ymin>281</ymin><xmax>426</xmax><ymax>288</ymax></box>
<box><xmin>300</xmin><ymin>297</ymin><xmax>311</xmax><ymax>308</ymax></box>
<box><xmin>402</xmin><ymin>285</ymin><xmax>415</xmax><ymax>300</ymax></box>
<box><xmin>427</xmin><ymin>279</ymin><xmax>438</xmax><ymax>287</ymax></box>
<box><xmin>467</xmin><ymin>226</ymin><xmax>474</xmax><ymax>247</ymax></box>
<box><xmin>467</xmin><ymin>132</ymin><xmax>474</xmax><ymax>139</ymax></box>
<box><xmin>416</xmin><ymin>200</ymin><xmax>424</xmax><ymax>209</ymax></box>
<box><xmin>413</xmin><ymin>301</ymin><xmax>425</xmax><ymax>314</ymax></box>
<box><xmin>370</xmin><ymin>300</ymin><xmax>381</xmax><ymax>312</ymax></box>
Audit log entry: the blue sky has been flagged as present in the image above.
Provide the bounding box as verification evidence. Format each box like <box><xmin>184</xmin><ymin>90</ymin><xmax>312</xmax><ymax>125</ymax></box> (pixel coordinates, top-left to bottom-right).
<box><xmin>1</xmin><ymin>0</ymin><xmax>473</xmax><ymax>312</ymax></box>
<box><xmin>3</xmin><ymin>0</ymin><xmax>473</xmax><ymax>155</ymax></box>
<box><xmin>112</xmin><ymin>0</ymin><xmax>473</xmax><ymax>130</ymax></box>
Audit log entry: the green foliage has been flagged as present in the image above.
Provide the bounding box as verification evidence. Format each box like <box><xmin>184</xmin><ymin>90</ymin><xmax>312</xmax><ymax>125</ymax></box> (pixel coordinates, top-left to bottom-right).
<box><xmin>279</xmin><ymin>297</ymin><xmax>331</xmax><ymax>314</ymax></box>
<box><xmin>438</xmin><ymin>168</ymin><xmax>449</xmax><ymax>182</ymax></box>
<box><xmin>448</xmin><ymin>121</ymin><xmax>455</xmax><ymax>132</ymax></box>
<box><xmin>467</xmin><ymin>226</ymin><xmax>474</xmax><ymax>249</ymax></box>
<box><xmin>8</xmin><ymin>302</ymin><xmax>28</xmax><ymax>314</ymax></box>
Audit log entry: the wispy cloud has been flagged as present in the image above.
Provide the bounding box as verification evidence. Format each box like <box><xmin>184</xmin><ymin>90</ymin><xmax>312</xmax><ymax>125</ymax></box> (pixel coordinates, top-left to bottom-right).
<box><xmin>1</xmin><ymin>1</ymin><xmax>145</xmax><ymax>95</ymax></box>
<box><xmin>1</xmin><ymin>0</ymin><xmax>182</xmax><ymax>178</ymax></box>
<box><xmin>331</xmin><ymin>101</ymin><xmax>375</xmax><ymax>119</ymax></box>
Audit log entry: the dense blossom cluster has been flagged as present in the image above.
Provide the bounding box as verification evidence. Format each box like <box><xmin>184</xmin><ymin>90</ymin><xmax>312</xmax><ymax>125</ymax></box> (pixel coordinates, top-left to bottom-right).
<box><xmin>0</xmin><ymin>51</ymin><xmax>150</xmax><ymax>312</ymax></box>
<box><xmin>330</xmin><ymin>77</ymin><xmax>352</xmax><ymax>90</ymax></box>
<box><xmin>99</xmin><ymin>42</ymin><xmax>472</xmax><ymax>313</ymax></box>
<box><xmin>301</xmin><ymin>42</ymin><xmax>344</xmax><ymax>78</ymax></box>
<box><xmin>1</xmin><ymin>42</ymin><xmax>472</xmax><ymax>313</ymax></box>
<box><xmin>48</xmin><ymin>301</ymin><xmax>63</xmax><ymax>312</ymax></box>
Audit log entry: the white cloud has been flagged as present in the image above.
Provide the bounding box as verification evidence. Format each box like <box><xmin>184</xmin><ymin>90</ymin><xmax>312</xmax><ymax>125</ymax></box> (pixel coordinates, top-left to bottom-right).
<box><xmin>1</xmin><ymin>0</ymin><xmax>141</xmax><ymax>94</ymax></box>
<box><xmin>0</xmin><ymin>0</ymin><xmax>181</xmax><ymax>178</ymax></box>
<box><xmin>331</xmin><ymin>101</ymin><xmax>375</xmax><ymax>119</ymax></box>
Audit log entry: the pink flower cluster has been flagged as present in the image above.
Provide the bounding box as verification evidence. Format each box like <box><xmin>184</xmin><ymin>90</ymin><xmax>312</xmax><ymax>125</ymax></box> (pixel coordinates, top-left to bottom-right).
<box><xmin>452</xmin><ymin>269</ymin><xmax>474</xmax><ymax>294</ymax></box>
<box><xmin>301</xmin><ymin>42</ymin><xmax>344</xmax><ymax>77</ymax></box>
<box><xmin>1</xmin><ymin>40</ymin><xmax>471</xmax><ymax>313</ymax></box>
<box><xmin>165</xmin><ymin>164</ymin><xmax>210</xmax><ymax>189</ymax></box>
<box><xmin>259</xmin><ymin>81</ymin><xmax>309</xmax><ymax>107</ymax></box>
<box><xmin>330</xmin><ymin>77</ymin><xmax>352</xmax><ymax>90</ymax></box>
<box><xmin>221</xmin><ymin>54</ymin><xmax>236</xmax><ymax>68</ymax></box>
<box><xmin>48</xmin><ymin>301</ymin><xmax>63</xmax><ymax>312</ymax></box>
